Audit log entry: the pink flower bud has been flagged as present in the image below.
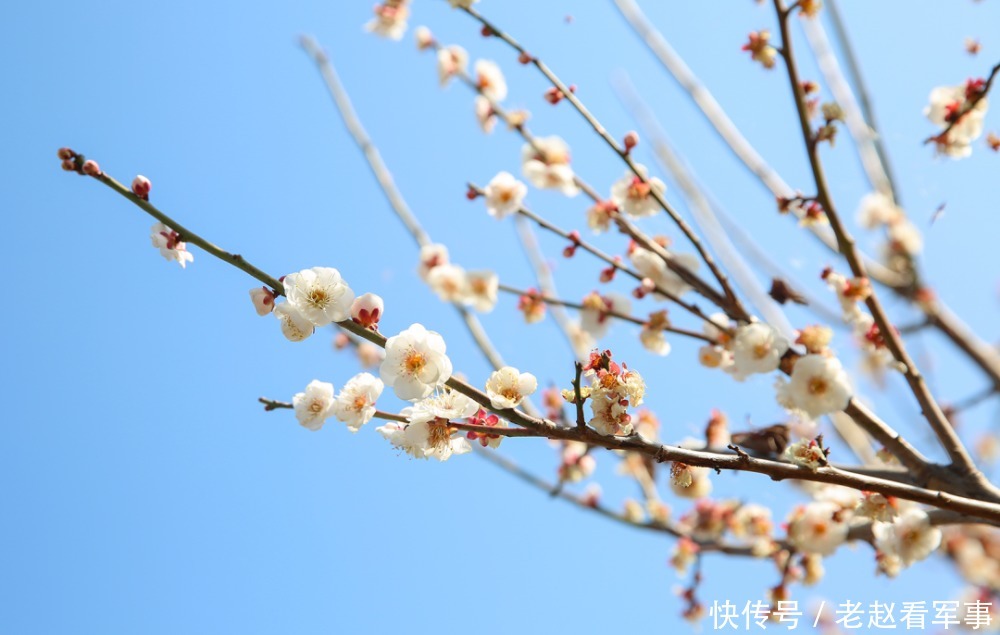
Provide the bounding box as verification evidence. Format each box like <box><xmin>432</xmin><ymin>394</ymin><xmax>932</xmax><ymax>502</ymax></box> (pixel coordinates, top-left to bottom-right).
<box><xmin>61</xmin><ymin>159</ymin><xmax>77</xmax><ymax>172</ymax></box>
<box><xmin>623</xmin><ymin>131</ymin><xmax>639</xmax><ymax>153</ymax></box>
<box><xmin>351</xmin><ymin>293</ymin><xmax>384</xmax><ymax>330</ymax></box>
<box><xmin>132</xmin><ymin>175</ymin><xmax>152</xmax><ymax>199</ymax></box>
<box><xmin>82</xmin><ymin>160</ymin><xmax>101</xmax><ymax>176</ymax></box>
<box><xmin>57</xmin><ymin>147</ymin><xmax>76</xmax><ymax>160</ymax></box>
<box><xmin>517</xmin><ymin>51</ymin><xmax>533</xmax><ymax>65</ymax></box>
<box><xmin>249</xmin><ymin>286</ymin><xmax>275</xmax><ymax>316</ymax></box>
<box><xmin>414</xmin><ymin>26</ymin><xmax>434</xmax><ymax>51</ymax></box>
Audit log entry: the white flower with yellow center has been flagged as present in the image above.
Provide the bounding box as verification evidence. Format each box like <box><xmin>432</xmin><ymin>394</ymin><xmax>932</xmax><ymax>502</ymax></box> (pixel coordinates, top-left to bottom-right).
<box><xmin>786</xmin><ymin>501</ymin><xmax>850</xmax><ymax>556</ymax></box>
<box><xmin>775</xmin><ymin>354</ymin><xmax>852</xmax><ymax>420</ymax></box>
<box><xmin>465</xmin><ymin>270</ymin><xmax>498</xmax><ymax>312</ymax></box>
<box><xmin>426</xmin><ymin>263</ymin><xmax>469</xmax><ymax>304</ymax></box>
<box><xmin>483</xmin><ymin>171</ymin><xmax>526</xmax><ymax>219</ymax></box>
<box><xmin>380</xmin><ymin>323</ymin><xmax>454</xmax><ymax>401</ymax></box>
<box><xmin>377</xmin><ymin>390</ymin><xmax>477</xmax><ymax>461</ymax></box>
<box><xmin>330</xmin><ymin>372</ymin><xmax>384</xmax><ymax>433</ymax></box>
<box><xmin>873</xmin><ymin>507</ymin><xmax>942</xmax><ymax>568</ymax></box>
<box><xmin>274</xmin><ymin>301</ymin><xmax>315</xmax><ymax>342</ymax></box>
<box><xmin>474</xmin><ymin>59</ymin><xmax>507</xmax><ymax>102</ymax></box>
<box><xmin>283</xmin><ymin>267</ymin><xmax>354</xmax><ymax>327</ymax></box>
<box><xmin>485</xmin><ymin>366</ymin><xmax>538</xmax><ymax>409</ymax></box>
<box><xmin>436</xmin><ymin>45</ymin><xmax>467</xmax><ymax>87</ymax></box>
<box><xmin>729</xmin><ymin>323</ymin><xmax>789</xmax><ymax>381</ymax></box>
<box><xmin>609</xmin><ymin>164</ymin><xmax>666</xmax><ymax>218</ymax></box>
<box><xmin>292</xmin><ymin>380</ymin><xmax>335</xmax><ymax>431</ymax></box>
<box><xmin>521</xmin><ymin>136</ymin><xmax>579</xmax><ymax>197</ymax></box>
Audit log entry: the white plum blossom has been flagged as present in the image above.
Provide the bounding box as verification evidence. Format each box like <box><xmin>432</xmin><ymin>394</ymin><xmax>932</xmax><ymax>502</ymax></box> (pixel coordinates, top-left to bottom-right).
<box><xmin>330</xmin><ymin>372</ymin><xmax>384</xmax><ymax>432</ymax></box>
<box><xmin>293</xmin><ymin>380</ymin><xmax>335</xmax><ymax>431</ymax></box>
<box><xmin>364</xmin><ymin>1</ymin><xmax>409</xmax><ymax>40</ymax></box>
<box><xmin>483</xmin><ymin>171</ymin><xmax>527</xmax><ymax>219</ymax></box>
<box><xmin>580</xmin><ymin>291</ymin><xmax>631</xmax><ymax>340</ymax></box>
<box><xmin>628</xmin><ymin>246</ymin><xmax>700</xmax><ymax>299</ymax></box>
<box><xmin>485</xmin><ymin>366</ymin><xmax>538</xmax><ymax>409</ymax></box>
<box><xmin>787</xmin><ymin>501</ymin><xmax>850</xmax><ymax>556</ymax></box>
<box><xmin>417</xmin><ymin>243</ymin><xmax>449</xmax><ymax>281</ymax></box>
<box><xmin>378</xmin><ymin>390</ymin><xmax>477</xmax><ymax>461</ymax></box>
<box><xmin>784</xmin><ymin>438</ymin><xmax>828</xmax><ymax>470</ymax></box>
<box><xmin>589</xmin><ymin>390</ymin><xmax>633</xmax><ymax>437</ymax></box>
<box><xmin>609</xmin><ymin>165</ymin><xmax>666</xmax><ymax>218</ymax></box>
<box><xmin>249</xmin><ymin>286</ymin><xmax>275</xmax><ymax>316</ymax></box>
<box><xmin>274</xmin><ymin>301</ymin><xmax>315</xmax><ymax>342</ymax></box>
<box><xmin>473</xmin><ymin>96</ymin><xmax>496</xmax><ymax>133</ymax></box>
<box><xmin>283</xmin><ymin>267</ymin><xmax>355</xmax><ymax>327</ymax></box>
<box><xmin>856</xmin><ymin>192</ymin><xmax>902</xmax><ymax>229</ymax></box>
<box><xmin>925</xmin><ymin>82</ymin><xmax>989</xmax><ymax>158</ymax></box>
<box><xmin>887</xmin><ymin>219</ymin><xmax>924</xmax><ymax>256</ymax></box>
<box><xmin>150</xmin><ymin>222</ymin><xmax>194</xmax><ymax>268</ymax></box>
<box><xmin>437</xmin><ymin>45</ymin><xmax>468</xmax><ymax>87</ymax></box>
<box><xmin>350</xmin><ymin>293</ymin><xmax>384</xmax><ymax>330</ymax></box>
<box><xmin>426</xmin><ymin>263</ymin><xmax>469</xmax><ymax>304</ymax></box>
<box><xmin>521</xmin><ymin>136</ymin><xmax>579</xmax><ymax>196</ymax></box>
<box><xmin>474</xmin><ymin>59</ymin><xmax>507</xmax><ymax>102</ymax></box>
<box><xmin>728</xmin><ymin>323</ymin><xmax>790</xmax><ymax>381</ymax></box>
<box><xmin>380</xmin><ymin>323</ymin><xmax>454</xmax><ymax>400</ymax></box>
<box><xmin>873</xmin><ymin>508</ymin><xmax>942</xmax><ymax>569</ymax></box>
<box><xmin>639</xmin><ymin>323</ymin><xmax>672</xmax><ymax>356</ymax></box>
<box><xmin>775</xmin><ymin>354</ymin><xmax>852</xmax><ymax>420</ymax></box>
<box><xmin>465</xmin><ymin>270</ymin><xmax>498</xmax><ymax>312</ymax></box>
<box><xmin>669</xmin><ymin>463</ymin><xmax>712</xmax><ymax>498</ymax></box>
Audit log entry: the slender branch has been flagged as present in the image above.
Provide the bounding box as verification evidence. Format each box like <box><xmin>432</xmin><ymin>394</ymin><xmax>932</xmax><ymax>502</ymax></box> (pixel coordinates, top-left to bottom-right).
<box><xmin>496</xmin><ymin>282</ymin><xmax>715</xmax><ymax>344</ymax></box>
<box><xmin>571</xmin><ymin>362</ymin><xmax>586</xmax><ymax>428</ymax></box>
<box><xmin>924</xmin><ymin>60</ymin><xmax>1000</xmax><ymax>147</ymax></box>
<box><xmin>772</xmin><ymin>0</ymin><xmax>991</xmax><ymax>493</ymax></box>
<box><xmin>72</xmin><ymin>160</ymin><xmax>1000</xmax><ymax>520</ymax></box>
<box><xmin>461</xmin><ymin>5</ymin><xmax>749</xmax><ymax>323</ymax></box>
<box><xmin>300</xmin><ymin>34</ymin><xmax>509</xmax><ymax>375</ymax></box>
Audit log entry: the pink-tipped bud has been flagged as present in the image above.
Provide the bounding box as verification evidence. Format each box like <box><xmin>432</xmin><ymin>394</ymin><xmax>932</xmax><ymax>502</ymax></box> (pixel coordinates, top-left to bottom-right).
<box><xmin>57</xmin><ymin>147</ymin><xmax>76</xmax><ymax>160</ymax></box>
<box><xmin>517</xmin><ymin>51</ymin><xmax>533</xmax><ymax>65</ymax></box>
<box><xmin>132</xmin><ymin>175</ymin><xmax>152</xmax><ymax>199</ymax></box>
<box><xmin>465</xmin><ymin>186</ymin><xmax>480</xmax><ymax>200</ymax></box>
<box><xmin>544</xmin><ymin>86</ymin><xmax>565</xmax><ymax>105</ymax></box>
<box><xmin>351</xmin><ymin>293</ymin><xmax>384</xmax><ymax>330</ymax></box>
<box><xmin>82</xmin><ymin>160</ymin><xmax>102</xmax><ymax>176</ymax></box>
<box><xmin>249</xmin><ymin>286</ymin><xmax>275</xmax><ymax>316</ymax></box>
<box><xmin>414</xmin><ymin>26</ymin><xmax>435</xmax><ymax>51</ymax></box>
<box><xmin>61</xmin><ymin>159</ymin><xmax>77</xmax><ymax>172</ymax></box>
<box><xmin>623</xmin><ymin>131</ymin><xmax>639</xmax><ymax>153</ymax></box>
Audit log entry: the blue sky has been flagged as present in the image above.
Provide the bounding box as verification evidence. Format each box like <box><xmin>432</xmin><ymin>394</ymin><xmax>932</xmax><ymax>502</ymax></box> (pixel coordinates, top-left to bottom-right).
<box><xmin>4</xmin><ymin>0</ymin><xmax>1000</xmax><ymax>633</ymax></box>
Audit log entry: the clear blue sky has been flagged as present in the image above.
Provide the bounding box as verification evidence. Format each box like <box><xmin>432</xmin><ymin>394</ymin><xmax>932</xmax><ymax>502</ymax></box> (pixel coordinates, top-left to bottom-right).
<box><xmin>4</xmin><ymin>1</ymin><xmax>1000</xmax><ymax>633</ymax></box>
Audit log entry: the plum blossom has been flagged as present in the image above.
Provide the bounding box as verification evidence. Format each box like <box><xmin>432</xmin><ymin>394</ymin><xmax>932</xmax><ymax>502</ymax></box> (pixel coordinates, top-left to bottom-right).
<box><xmin>293</xmin><ymin>380</ymin><xmax>335</xmax><ymax>431</ymax></box>
<box><xmin>784</xmin><ymin>438</ymin><xmax>829</xmax><ymax>470</ymax></box>
<box><xmin>426</xmin><ymin>263</ymin><xmax>469</xmax><ymax>304</ymax></box>
<box><xmin>274</xmin><ymin>301</ymin><xmax>315</xmax><ymax>342</ymax></box>
<box><xmin>609</xmin><ymin>165</ymin><xmax>666</xmax><ymax>218</ymax></box>
<box><xmin>628</xmin><ymin>245</ymin><xmax>700</xmax><ymax>299</ymax></box>
<box><xmin>775</xmin><ymin>354</ymin><xmax>852</xmax><ymax>420</ymax></box>
<box><xmin>284</xmin><ymin>267</ymin><xmax>355</xmax><ymax>327</ymax></box>
<box><xmin>579</xmin><ymin>291</ymin><xmax>631</xmax><ymax>340</ymax></box>
<box><xmin>728</xmin><ymin>322</ymin><xmax>790</xmax><ymax>381</ymax></box>
<box><xmin>464</xmin><ymin>408</ymin><xmax>507</xmax><ymax>449</ymax></box>
<box><xmin>669</xmin><ymin>463</ymin><xmax>713</xmax><ymax>498</ymax></box>
<box><xmin>417</xmin><ymin>243</ymin><xmax>449</xmax><ymax>281</ymax></box>
<box><xmin>150</xmin><ymin>222</ymin><xmax>194</xmax><ymax>268</ymax></box>
<box><xmin>364</xmin><ymin>1</ymin><xmax>409</xmax><ymax>40</ymax></box>
<box><xmin>378</xmin><ymin>390</ymin><xmax>478</xmax><ymax>461</ymax></box>
<box><xmin>350</xmin><ymin>293</ymin><xmax>383</xmax><ymax>330</ymax></box>
<box><xmin>584</xmin><ymin>350</ymin><xmax>644</xmax><ymax>436</ymax></box>
<box><xmin>249</xmin><ymin>286</ymin><xmax>275</xmax><ymax>316</ymax></box>
<box><xmin>380</xmin><ymin>323</ymin><xmax>454</xmax><ymax>400</ymax></box>
<box><xmin>437</xmin><ymin>45</ymin><xmax>467</xmax><ymax>87</ymax></box>
<box><xmin>473</xmin><ymin>96</ymin><xmax>496</xmax><ymax>133</ymax></box>
<box><xmin>521</xmin><ymin>136</ymin><xmax>579</xmax><ymax>196</ymax></box>
<box><xmin>330</xmin><ymin>372</ymin><xmax>383</xmax><ymax>432</ymax></box>
<box><xmin>639</xmin><ymin>311</ymin><xmax>672</xmax><ymax>356</ymax></box>
<box><xmin>485</xmin><ymin>366</ymin><xmax>538</xmax><ymax>409</ymax></box>
<box><xmin>558</xmin><ymin>440</ymin><xmax>596</xmax><ymax>482</ymax></box>
<box><xmin>483</xmin><ymin>171</ymin><xmax>527</xmax><ymax>219</ymax></box>
<box><xmin>925</xmin><ymin>81</ymin><xmax>989</xmax><ymax>158</ymax></box>
<box><xmin>787</xmin><ymin>501</ymin><xmax>850</xmax><ymax>556</ymax></box>
<box><xmin>856</xmin><ymin>192</ymin><xmax>903</xmax><ymax>229</ymax></box>
<box><xmin>873</xmin><ymin>508</ymin><xmax>942</xmax><ymax>570</ymax></box>
<box><xmin>474</xmin><ymin>59</ymin><xmax>507</xmax><ymax>102</ymax></box>
<box><xmin>465</xmin><ymin>270</ymin><xmax>498</xmax><ymax>312</ymax></box>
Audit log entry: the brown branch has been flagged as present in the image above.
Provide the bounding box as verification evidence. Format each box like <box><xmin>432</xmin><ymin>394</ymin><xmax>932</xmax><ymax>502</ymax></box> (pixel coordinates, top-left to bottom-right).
<box><xmin>772</xmin><ymin>0</ymin><xmax>995</xmax><ymax>497</ymax></box>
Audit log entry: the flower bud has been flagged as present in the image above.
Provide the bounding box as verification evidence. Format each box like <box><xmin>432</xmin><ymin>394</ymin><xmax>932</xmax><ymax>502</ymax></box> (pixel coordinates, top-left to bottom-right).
<box><xmin>623</xmin><ymin>130</ymin><xmax>639</xmax><ymax>153</ymax></box>
<box><xmin>82</xmin><ymin>160</ymin><xmax>102</xmax><ymax>176</ymax></box>
<box><xmin>57</xmin><ymin>147</ymin><xmax>76</xmax><ymax>160</ymax></box>
<box><xmin>414</xmin><ymin>26</ymin><xmax>434</xmax><ymax>50</ymax></box>
<box><xmin>131</xmin><ymin>175</ymin><xmax>152</xmax><ymax>199</ymax></box>
<box><xmin>351</xmin><ymin>293</ymin><xmax>384</xmax><ymax>330</ymax></box>
<box><xmin>249</xmin><ymin>286</ymin><xmax>275</xmax><ymax>316</ymax></box>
